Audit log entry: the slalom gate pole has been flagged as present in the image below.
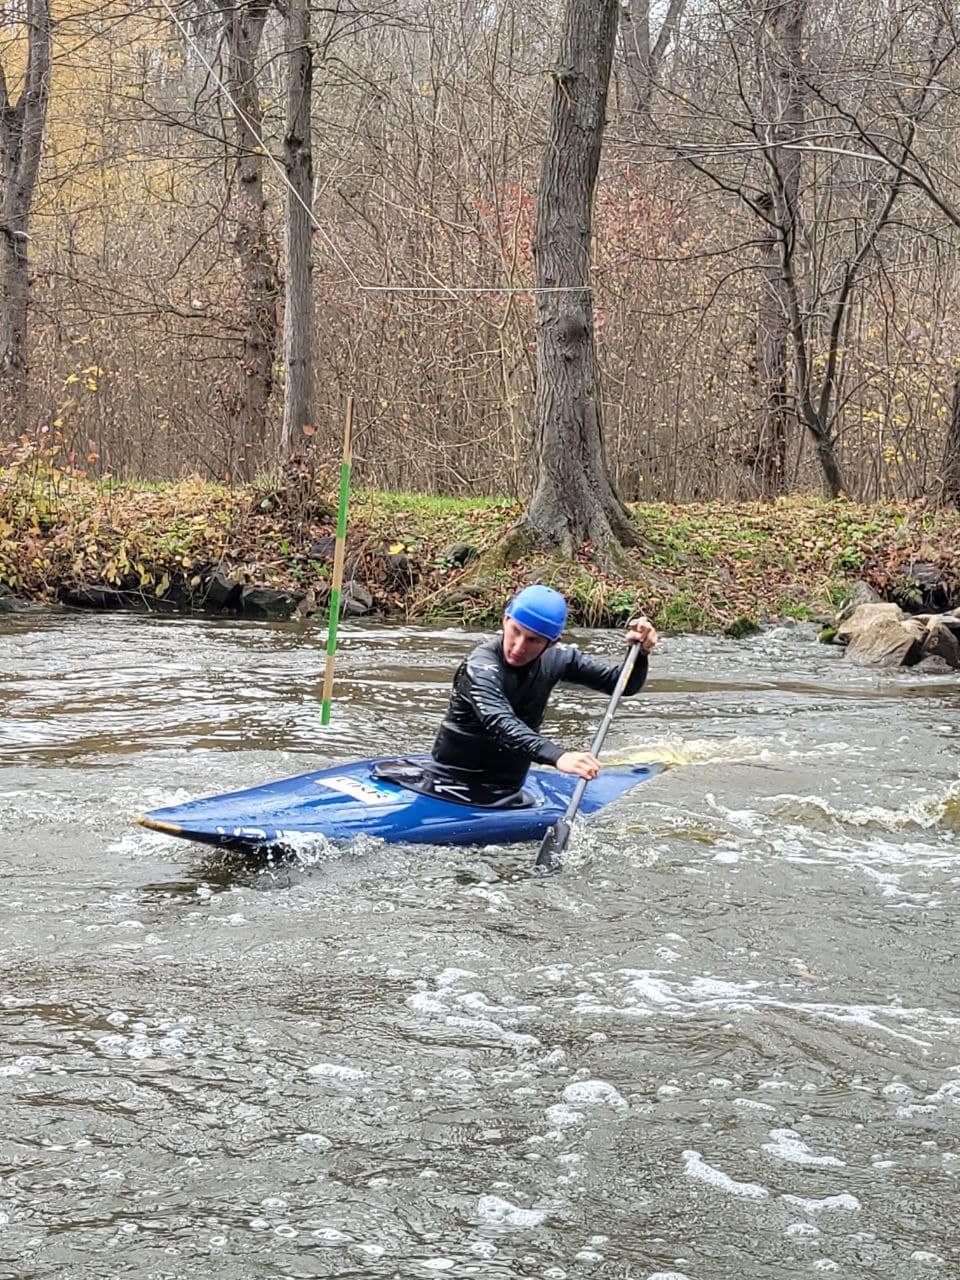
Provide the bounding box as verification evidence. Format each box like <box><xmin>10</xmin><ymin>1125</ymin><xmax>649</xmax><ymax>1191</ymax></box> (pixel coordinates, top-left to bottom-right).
<box><xmin>320</xmin><ymin>396</ymin><xmax>354</xmax><ymax>726</ymax></box>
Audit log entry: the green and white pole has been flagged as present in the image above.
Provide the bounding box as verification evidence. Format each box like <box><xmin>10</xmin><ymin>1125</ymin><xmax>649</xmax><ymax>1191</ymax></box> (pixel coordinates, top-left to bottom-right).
<box><xmin>320</xmin><ymin>396</ymin><xmax>353</xmax><ymax>726</ymax></box>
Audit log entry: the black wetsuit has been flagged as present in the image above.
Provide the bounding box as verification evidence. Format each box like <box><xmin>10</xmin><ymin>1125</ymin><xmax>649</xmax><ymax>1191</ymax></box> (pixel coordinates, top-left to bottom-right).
<box><xmin>429</xmin><ymin>635</ymin><xmax>648</xmax><ymax>800</ymax></box>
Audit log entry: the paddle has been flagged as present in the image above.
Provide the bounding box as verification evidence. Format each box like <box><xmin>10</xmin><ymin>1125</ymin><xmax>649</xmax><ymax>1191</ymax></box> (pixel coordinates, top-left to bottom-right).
<box><xmin>534</xmin><ymin>641</ymin><xmax>642</xmax><ymax>876</ymax></box>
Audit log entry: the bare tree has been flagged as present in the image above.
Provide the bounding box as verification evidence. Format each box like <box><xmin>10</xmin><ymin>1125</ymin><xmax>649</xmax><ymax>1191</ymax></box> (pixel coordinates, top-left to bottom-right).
<box><xmin>942</xmin><ymin>369</ymin><xmax>960</xmax><ymax>507</ymax></box>
<box><xmin>749</xmin><ymin>0</ymin><xmax>803</xmax><ymax>497</ymax></box>
<box><xmin>280</xmin><ymin>0</ymin><xmax>314</xmax><ymax>455</ymax></box>
<box><xmin>224</xmin><ymin>0</ymin><xmax>279</xmax><ymax>480</ymax></box>
<box><xmin>522</xmin><ymin>0</ymin><xmax>636</xmax><ymax>556</ymax></box>
<box><xmin>620</xmin><ymin>0</ymin><xmax>685</xmax><ymax>117</ymax></box>
<box><xmin>0</xmin><ymin>0</ymin><xmax>51</xmax><ymax>434</ymax></box>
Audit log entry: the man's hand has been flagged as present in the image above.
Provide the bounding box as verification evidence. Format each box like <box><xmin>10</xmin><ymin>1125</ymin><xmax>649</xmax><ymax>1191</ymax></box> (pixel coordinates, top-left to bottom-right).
<box><xmin>556</xmin><ymin>750</ymin><xmax>602</xmax><ymax>780</ymax></box>
<box><xmin>626</xmin><ymin>614</ymin><xmax>658</xmax><ymax>653</ymax></box>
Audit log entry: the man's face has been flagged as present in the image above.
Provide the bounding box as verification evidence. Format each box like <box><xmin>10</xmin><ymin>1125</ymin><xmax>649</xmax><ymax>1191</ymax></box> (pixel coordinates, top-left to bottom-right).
<box><xmin>502</xmin><ymin>615</ymin><xmax>552</xmax><ymax>667</ymax></box>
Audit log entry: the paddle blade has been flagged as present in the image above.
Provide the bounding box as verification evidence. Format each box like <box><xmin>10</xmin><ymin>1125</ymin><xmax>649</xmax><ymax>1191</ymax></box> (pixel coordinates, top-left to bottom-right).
<box><xmin>534</xmin><ymin>817</ymin><xmax>572</xmax><ymax>875</ymax></box>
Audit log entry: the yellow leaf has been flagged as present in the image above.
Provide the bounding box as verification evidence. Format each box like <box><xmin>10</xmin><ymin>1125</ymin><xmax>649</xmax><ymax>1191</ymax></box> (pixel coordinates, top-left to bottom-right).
<box><xmin>388</xmin><ymin>542</ymin><xmax>405</xmax><ymax>554</ymax></box>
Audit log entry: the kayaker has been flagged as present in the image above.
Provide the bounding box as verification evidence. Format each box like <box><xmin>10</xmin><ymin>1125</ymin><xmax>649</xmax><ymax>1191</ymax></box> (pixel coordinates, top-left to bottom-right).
<box><xmin>426</xmin><ymin>584</ymin><xmax>657</xmax><ymax>805</ymax></box>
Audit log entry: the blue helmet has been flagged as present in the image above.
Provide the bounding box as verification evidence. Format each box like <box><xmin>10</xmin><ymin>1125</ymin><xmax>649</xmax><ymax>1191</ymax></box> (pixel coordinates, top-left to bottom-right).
<box><xmin>505</xmin><ymin>585</ymin><xmax>568</xmax><ymax>641</ymax></box>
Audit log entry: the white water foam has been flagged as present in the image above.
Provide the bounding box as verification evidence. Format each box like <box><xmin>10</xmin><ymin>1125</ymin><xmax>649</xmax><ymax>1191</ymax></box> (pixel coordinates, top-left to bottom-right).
<box><xmin>564</xmin><ymin>967</ymin><xmax>957</xmax><ymax>1049</ymax></box>
<box><xmin>762</xmin><ymin>1129</ymin><xmax>845</xmax><ymax>1166</ymax></box>
<box><xmin>781</xmin><ymin>1193</ymin><xmax>861</xmax><ymax>1212</ymax></box>
<box><xmin>475</xmin><ymin>1194</ymin><xmax>548</xmax><ymax>1231</ymax></box>
<box><xmin>307</xmin><ymin>1062</ymin><xmax>366</xmax><ymax>1081</ymax></box>
<box><xmin>682</xmin><ymin>1150</ymin><xmax>769</xmax><ymax>1199</ymax></box>
<box><xmin>562</xmin><ymin>1080</ymin><xmax>628</xmax><ymax>1109</ymax></box>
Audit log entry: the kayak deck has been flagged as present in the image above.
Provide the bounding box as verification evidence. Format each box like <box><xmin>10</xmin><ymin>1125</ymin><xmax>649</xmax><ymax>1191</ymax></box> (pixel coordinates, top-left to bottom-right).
<box><xmin>137</xmin><ymin>755</ymin><xmax>662</xmax><ymax>851</ymax></box>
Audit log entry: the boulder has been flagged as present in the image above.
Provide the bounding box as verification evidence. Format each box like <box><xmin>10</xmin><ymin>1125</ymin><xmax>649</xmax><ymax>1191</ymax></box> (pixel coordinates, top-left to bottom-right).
<box><xmin>845</xmin><ymin>615</ymin><xmax>927</xmax><ymax>668</ymax></box>
<box><xmin>239</xmin><ymin>586</ymin><xmax>303</xmax><ymax>620</ymax></box>
<box><xmin>835</xmin><ymin>602</ymin><xmax>904</xmax><ymax>647</ymax></box>
<box><xmin>442</xmin><ymin>542</ymin><xmax>479</xmax><ymax>568</ymax></box>
<box><xmin>203</xmin><ymin>567</ymin><xmax>243</xmax><ymax>612</ymax></box>
<box><xmin>0</xmin><ymin>587</ymin><xmax>40</xmax><ymax>614</ymax></box>
<box><xmin>890</xmin><ymin>561</ymin><xmax>955</xmax><ymax>613</ymax></box>
<box><xmin>308</xmin><ymin>535</ymin><xmax>336</xmax><ymax>562</ymax></box>
<box><xmin>920</xmin><ymin>618</ymin><xmax>960</xmax><ymax>669</ymax></box>
<box><xmin>341</xmin><ymin>582</ymin><xmax>373</xmax><ymax>616</ymax></box>
<box><xmin>837</xmin><ymin>580</ymin><xmax>882</xmax><ymax>623</ymax></box>
<box><xmin>59</xmin><ymin>584</ymin><xmax>130</xmax><ymax>611</ymax></box>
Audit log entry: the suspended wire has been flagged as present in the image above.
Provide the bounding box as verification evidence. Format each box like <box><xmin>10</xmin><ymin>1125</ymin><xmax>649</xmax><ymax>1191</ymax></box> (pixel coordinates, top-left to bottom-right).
<box><xmin>156</xmin><ymin>0</ymin><xmax>589</xmax><ymax>298</ymax></box>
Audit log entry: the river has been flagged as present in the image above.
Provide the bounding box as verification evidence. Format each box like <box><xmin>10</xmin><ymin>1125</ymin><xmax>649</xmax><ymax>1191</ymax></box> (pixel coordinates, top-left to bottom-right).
<box><xmin>1</xmin><ymin>613</ymin><xmax>958</xmax><ymax>1279</ymax></box>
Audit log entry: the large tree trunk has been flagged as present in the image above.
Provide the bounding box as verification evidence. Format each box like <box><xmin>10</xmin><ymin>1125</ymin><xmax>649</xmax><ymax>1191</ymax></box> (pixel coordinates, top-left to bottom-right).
<box><xmin>941</xmin><ymin>367</ymin><xmax>960</xmax><ymax>507</ymax></box>
<box><xmin>226</xmin><ymin>1</ymin><xmax>279</xmax><ymax>481</ymax></box>
<box><xmin>280</xmin><ymin>0</ymin><xmax>315</xmax><ymax>457</ymax></box>
<box><xmin>750</xmin><ymin>0</ymin><xmax>804</xmax><ymax>498</ymax></box>
<box><xmin>0</xmin><ymin>0</ymin><xmax>52</xmax><ymax>436</ymax></box>
<box><xmin>524</xmin><ymin>0</ymin><xmax>636</xmax><ymax>556</ymax></box>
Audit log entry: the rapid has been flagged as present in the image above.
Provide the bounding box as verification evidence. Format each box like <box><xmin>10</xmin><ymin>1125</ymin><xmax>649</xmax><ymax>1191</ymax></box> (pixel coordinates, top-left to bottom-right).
<box><xmin>1</xmin><ymin>612</ymin><xmax>958</xmax><ymax>1279</ymax></box>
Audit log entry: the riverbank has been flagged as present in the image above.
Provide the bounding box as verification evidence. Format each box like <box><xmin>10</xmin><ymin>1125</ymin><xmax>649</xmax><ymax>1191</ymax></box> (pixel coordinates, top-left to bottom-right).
<box><xmin>2</xmin><ymin>458</ymin><xmax>959</xmax><ymax>631</ymax></box>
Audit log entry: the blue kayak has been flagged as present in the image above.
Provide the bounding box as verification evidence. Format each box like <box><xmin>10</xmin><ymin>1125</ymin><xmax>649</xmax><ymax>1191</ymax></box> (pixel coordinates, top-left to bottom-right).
<box><xmin>137</xmin><ymin>755</ymin><xmax>662</xmax><ymax>851</ymax></box>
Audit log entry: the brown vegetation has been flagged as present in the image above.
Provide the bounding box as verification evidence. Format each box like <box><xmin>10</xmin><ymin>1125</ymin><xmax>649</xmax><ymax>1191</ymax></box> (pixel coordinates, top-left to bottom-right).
<box><xmin>3</xmin><ymin>1</ymin><xmax>960</xmax><ymax>514</ymax></box>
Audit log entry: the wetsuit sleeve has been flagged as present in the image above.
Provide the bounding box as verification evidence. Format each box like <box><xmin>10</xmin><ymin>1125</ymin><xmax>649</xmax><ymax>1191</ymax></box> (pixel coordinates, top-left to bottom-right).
<box><xmin>460</xmin><ymin>650</ymin><xmax>565</xmax><ymax>766</ymax></box>
<box><xmin>559</xmin><ymin>645</ymin><xmax>649</xmax><ymax>696</ymax></box>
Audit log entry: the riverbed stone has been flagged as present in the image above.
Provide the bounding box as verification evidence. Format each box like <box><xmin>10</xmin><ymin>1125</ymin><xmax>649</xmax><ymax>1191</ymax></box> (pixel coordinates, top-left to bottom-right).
<box><xmin>203</xmin><ymin>567</ymin><xmax>243</xmax><ymax>612</ymax></box>
<box><xmin>442</xmin><ymin>542</ymin><xmax>479</xmax><ymax>567</ymax></box>
<box><xmin>891</xmin><ymin>560</ymin><xmax>955</xmax><ymax>612</ymax></box>
<box><xmin>59</xmin><ymin>584</ymin><xmax>130</xmax><ymax>611</ymax></box>
<box><xmin>341</xmin><ymin>582</ymin><xmax>374</xmax><ymax>615</ymax></box>
<box><xmin>920</xmin><ymin>619</ymin><xmax>960</xmax><ymax>668</ymax></box>
<box><xmin>837</xmin><ymin>580</ymin><xmax>883</xmax><ymax>622</ymax></box>
<box><xmin>239</xmin><ymin>586</ymin><xmax>303</xmax><ymax>620</ymax></box>
<box><xmin>845</xmin><ymin>616</ymin><xmax>927</xmax><ymax>668</ymax></box>
<box><xmin>836</xmin><ymin>602</ymin><xmax>904</xmax><ymax>647</ymax></box>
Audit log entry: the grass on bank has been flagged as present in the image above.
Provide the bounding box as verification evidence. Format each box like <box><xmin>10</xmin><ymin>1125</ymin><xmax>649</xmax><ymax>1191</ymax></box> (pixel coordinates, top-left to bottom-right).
<box><xmin>2</xmin><ymin>456</ymin><xmax>959</xmax><ymax>632</ymax></box>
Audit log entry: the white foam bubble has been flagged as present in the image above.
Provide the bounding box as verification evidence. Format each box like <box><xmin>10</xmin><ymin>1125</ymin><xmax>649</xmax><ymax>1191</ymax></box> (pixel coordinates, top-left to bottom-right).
<box><xmin>682</xmin><ymin>1150</ymin><xmax>768</xmax><ymax>1199</ymax></box>
<box><xmin>545</xmin><ymin>1103</ymin><xmax>584</xmax><ymax>1128</ymax></box>
<box><xmin>781</xmin><ymin>1193</ymin><xmax>860</xmax><ymax>1212</ymax></box>
<box><xmin>307</xmin><ymin>1062</ymin><xmax>365</xmax><ymax>1081</ymax></box>
<box><xmin>436</xmin><ymin>968</ymin><xmax>478</xmax><ymax>987</ymax></box>
<box><xmin>476</xmin><ymin>1195</ymin><xmax>548</xmax><ymax>1231</ymax></box>
<box><xmin>312</xmin><ymin>1227</ymin><xmax>352</xmax><ymax>1243</ymax></box>
<box><xmin>762</xmin><ymin>1129</ymin><xmax>844</xmax><ymax>1166</ymax></box>
<box><xmin>562</xmin><ymin>1080</ymin><xmax>627</xmax><ymax>1109</ymax></box>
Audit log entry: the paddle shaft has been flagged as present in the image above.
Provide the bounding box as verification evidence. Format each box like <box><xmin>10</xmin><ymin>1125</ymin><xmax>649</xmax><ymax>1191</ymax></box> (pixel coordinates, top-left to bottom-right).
<box><xmin>534</xmin><ymin>641</ymin><xmax>642</xmax><ymax>874</ymax></box>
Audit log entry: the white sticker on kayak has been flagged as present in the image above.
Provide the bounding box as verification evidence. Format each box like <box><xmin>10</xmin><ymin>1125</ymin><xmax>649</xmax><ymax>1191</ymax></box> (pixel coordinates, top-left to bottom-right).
<box><xmin>316</xmin><ymin>776</ymin><xmax>394</xmax><ymax>805</ymax></box>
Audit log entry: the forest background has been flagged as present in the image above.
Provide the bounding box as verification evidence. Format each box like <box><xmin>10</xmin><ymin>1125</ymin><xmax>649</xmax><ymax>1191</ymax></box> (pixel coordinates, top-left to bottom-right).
<box><xmin>3</xmin><ymin>0</ymin><xmax>960</xmax><ymax>628</ymax></box>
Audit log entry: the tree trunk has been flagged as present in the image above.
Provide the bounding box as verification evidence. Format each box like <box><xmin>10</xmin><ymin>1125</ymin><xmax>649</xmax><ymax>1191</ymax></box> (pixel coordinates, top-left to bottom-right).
<box><xmin>524</xmin><ymin>0</ymin><xmax>636</xmax><ymax>556</ymax></box>
<box><xmin>621</xmin><ymin>0</ymin><xmax>685</xmax><ymax>118</ymax></box>
<box><xmin>280</xmin><ymin>0</ymin><xmax>315</xmax><ymax>457</ymax></box>
<box><xmin>226</xmin><ymin>1</ymin><xmax>279</xmax><ymax>481</ymax></box>
<box><xmin>749</xmin><ymin>0</ymin><xmax>803</xmax><ymax>497</ymax></box>
<box><xmin>941</xmin><ymin>367</ymin><xmax>960</xmax><ymax>507</ymax></box>
<box><xmin>0</xmin><ymin>0</ymin><xmax>52</xmax><ymax>436</ymax></box>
